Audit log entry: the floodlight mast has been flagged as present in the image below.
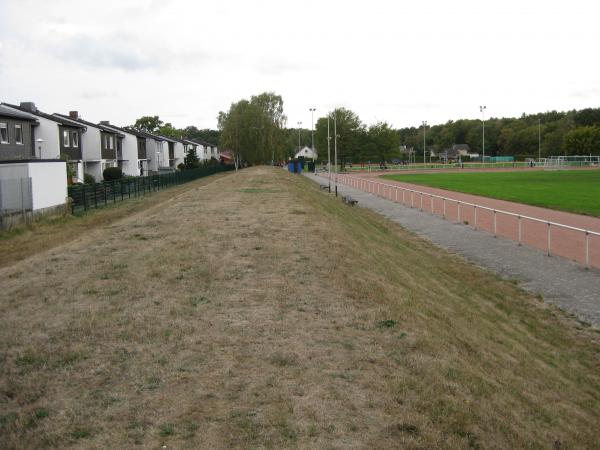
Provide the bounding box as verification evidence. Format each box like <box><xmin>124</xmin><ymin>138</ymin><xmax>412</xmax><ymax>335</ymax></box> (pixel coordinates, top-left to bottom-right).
<box><xmin>333</xmin><ymin>112</ymin><xmax>338</xmax><ymax>197</ymax></box>
<box><xmin>327</xmin><ymin>115</ymin><xmax>331</xmax><ymax>192</ymax></box>
<box><xmin>480</xmin><ymin>105</ymin><xmax>487</xmax><ymax>164</ymax></box>
<box><xmin>422</xmin><ymin>121</ymin><xmax>427</xmax><ymax>167</ymax></box>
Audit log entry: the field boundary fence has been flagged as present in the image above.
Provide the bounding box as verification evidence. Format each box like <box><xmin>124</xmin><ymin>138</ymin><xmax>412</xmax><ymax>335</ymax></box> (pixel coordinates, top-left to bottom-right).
<box><xmin>334</xmin><ymin>174</ymin><xmax>600</xmax><ymax>269</ymax></box>
<box><xmin>68</xmin><ymin>165</ymin><xmax>234</xmax><ymax>214</ymax></box>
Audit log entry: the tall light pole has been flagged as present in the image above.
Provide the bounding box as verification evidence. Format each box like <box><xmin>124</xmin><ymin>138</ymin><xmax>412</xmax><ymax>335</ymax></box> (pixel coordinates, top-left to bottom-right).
<box><xmin>422</xmin><ymin>120</ymin><xmax>427</xmax><ymax>167</ymax></box>
<box><xmin>333</xmin><ymin>111</ymin><xmax>338</xmax><ymax>197</ymax></box>
<box><xmin>309</xmin><ymin>108</ymin><xmax>316</xmax><ymax>161</ymax></box>
<box><xmin>327</xmin><ymin>115</ymin><xmax>331</xmax><ymax>192</ymax></box>
<box><xmin>480</xmin><ymin>105</ymin><xmax>486</xmax><ymax>164</ymax></box>
<box><xmin>297</xmin><ymin>121</ymin><xmax>302</xmax><ymax>157</ymax></box>
<box><xmin>538</xmin><ymin>118</ymin><xmax>542</xmax><ymax>161</ymax></box>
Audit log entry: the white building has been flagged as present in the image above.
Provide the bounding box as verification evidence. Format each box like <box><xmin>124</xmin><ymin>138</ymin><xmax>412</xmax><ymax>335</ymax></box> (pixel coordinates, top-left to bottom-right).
<box><xmin>294</xmin><ymin>146</ymin><xmax>318</xmax><ymax>160</ymax></box>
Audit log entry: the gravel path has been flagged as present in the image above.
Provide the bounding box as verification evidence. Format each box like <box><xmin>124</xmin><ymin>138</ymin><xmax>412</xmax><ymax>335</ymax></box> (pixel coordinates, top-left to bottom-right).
<box><xmin>306</xmin><ymin>173</ymin><xmax>600</xmax><ymax>328</ymax></box>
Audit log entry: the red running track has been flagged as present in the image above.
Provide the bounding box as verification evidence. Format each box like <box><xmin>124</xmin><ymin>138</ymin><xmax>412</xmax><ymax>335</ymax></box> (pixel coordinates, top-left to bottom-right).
<box><xmin>336</xmin><ymin>172</ymin><xmax>600</xmax><ymax>270</ymax></box>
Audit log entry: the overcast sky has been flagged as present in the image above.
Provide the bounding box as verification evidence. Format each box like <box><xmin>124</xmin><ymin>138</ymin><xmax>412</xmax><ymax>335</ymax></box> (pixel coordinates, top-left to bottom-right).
<box><xmin>1</xmin><ymin>0</ymin><xmax>599</xmax><ymax>130</ymax></box>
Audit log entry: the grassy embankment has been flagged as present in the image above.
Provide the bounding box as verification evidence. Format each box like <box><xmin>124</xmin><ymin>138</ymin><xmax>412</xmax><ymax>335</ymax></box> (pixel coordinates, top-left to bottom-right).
<box><xmin>1</xmin><ymin>167</ymin><xmax>599</xmax><ymax>448</ymax></box>
<box><xmin>0</xmin><ymin>172</ymin><xmax>232</xmax><ymax>269</ymax></box>
<box><xmin>383</xmin><ymin>169</ymin><xmax>600</xmax><ymax>217</ymax></box>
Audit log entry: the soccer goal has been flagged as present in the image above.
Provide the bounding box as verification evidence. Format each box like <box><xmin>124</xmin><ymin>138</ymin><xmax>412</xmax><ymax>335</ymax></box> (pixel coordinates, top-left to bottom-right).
<box><xmin>541</xmin><ymin>155</ymin><xmax>600</xmax><ymax>169</ymax></box>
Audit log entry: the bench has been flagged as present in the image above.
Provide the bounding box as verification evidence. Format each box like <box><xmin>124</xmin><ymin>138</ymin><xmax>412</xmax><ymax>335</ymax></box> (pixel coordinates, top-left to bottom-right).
<box><xmin>342</xmin><ymin>195</ymin><xmax>358</xmax><ymax>206</ymax></box>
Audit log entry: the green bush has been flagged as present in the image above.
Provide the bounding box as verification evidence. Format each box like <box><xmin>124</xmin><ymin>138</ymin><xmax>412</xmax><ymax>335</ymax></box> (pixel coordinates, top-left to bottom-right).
<box><xmin>83</xmin><ymin>173</ymin><xmax>95</xmax><ymax>184</ymax></box>
<box><xmin>103</xmin><ymin>167</ymin><xmax>123</xmax><ymax>181</ymax></box>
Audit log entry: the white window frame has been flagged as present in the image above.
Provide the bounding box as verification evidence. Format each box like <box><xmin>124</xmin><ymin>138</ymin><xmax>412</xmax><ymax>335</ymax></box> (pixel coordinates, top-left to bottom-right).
<box><xmin>108</xmin><ymin>135</ymin><xmax>113</xmax><ymax>150</ymax></box>
<box><xmin>63</xmin><ymin>129</ymin><xmax>70</xmax><ymax>147</ymax></box>
<box><xmin>0</xmin><ymin>123</ymin><xmax>8</xmax><ymax>144</ymax></box>
<box><xmin>15</xmin><ymin>124</ymin><xmax>23</xmax><ymax>145</ymax></box>
<box><xmin>72</xmin><ymin>131</ymin><xmax>79</xmax><ymax>148</ymax></box>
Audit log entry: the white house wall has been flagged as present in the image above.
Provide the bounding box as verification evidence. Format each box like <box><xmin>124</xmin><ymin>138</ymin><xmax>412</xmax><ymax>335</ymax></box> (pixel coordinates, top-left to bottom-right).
<box><xmin>119</xmin><ymin>132</ymin><xmax>139</xmax><ymax>176</ymax></box>
<box><xmin>34</xmin><ymin>117</ymin><xmax>61</xmax><ymax>159</ymax></box>
<box><xmin>80</xmin><ymin>127</ymin><xmax>102</xmax><ymax>163</ymax></box>
<box><xmin>146</xmin><ymin>139</ymin><xmax>157</xmax><ymax>171</ymax></box>
<box><xmin>27</xmin><ymin>161</ymin><xmax>67</xmax><ymax>210</ymax></box>
<box><xmin>160</xmin><ymin>141</ymin><xmax>169</xmax><ymax>168</ymax></box>
<box><xmin>174</xmin><ymin>142</ymin><xmax>185</xmax><ymax>167</ymax></box>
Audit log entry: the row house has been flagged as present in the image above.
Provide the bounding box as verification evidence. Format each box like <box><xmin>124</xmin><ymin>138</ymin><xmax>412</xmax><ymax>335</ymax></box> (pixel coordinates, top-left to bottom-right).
<box><xmin>1</xmin><ymin>102</ymin><xmax>86</xmax><ymax>180</ymax></box>
<box><xmin>0</xmin><ymin>104</ymin><xmax>38</xmax><ymax>160</ymax></box>
<box><xmin>0</xmin><ymin>104</ymin><xmax>68</xmax><ymax>214</ymax></box>
<box><xmin>54</xmin><ymin>112</ymin><xmax>124</xmax><ymax>182</ymax></box>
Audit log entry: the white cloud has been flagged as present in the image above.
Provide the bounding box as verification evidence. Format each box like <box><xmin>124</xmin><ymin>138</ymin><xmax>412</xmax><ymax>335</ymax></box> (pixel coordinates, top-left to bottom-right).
<box><xmin>0</xmin><ymin>0</ymin><xmax>599</xmax><ymax>129</ymax></box>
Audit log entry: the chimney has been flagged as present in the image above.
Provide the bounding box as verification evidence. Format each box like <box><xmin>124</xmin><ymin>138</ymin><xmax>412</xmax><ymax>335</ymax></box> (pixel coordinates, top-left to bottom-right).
<box><xmin>100</xmin><ymin>120</ymin><xmax>110</xmax><ymax>125</ymax></box>
<box><xmin>20</xmin><ymin>102</ymin><xmax>37</xmax><ymax>113</ymax></box>
<box><xmin>69</xmin><ymin>111</ymin><xmax>79</xmax><ymax>119</ymax></box>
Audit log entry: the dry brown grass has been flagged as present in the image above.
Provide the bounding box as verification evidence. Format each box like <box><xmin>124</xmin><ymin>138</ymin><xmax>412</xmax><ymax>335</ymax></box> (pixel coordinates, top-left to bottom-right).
<box><xmin>1</xmin><ymin>167</ymin><xmax>599</xmax><ymax>449</ymax></box>
<box><xmin>0</xmin><ymin>172</ymin><xmax>231</xmax><ymax>269</ymax></box>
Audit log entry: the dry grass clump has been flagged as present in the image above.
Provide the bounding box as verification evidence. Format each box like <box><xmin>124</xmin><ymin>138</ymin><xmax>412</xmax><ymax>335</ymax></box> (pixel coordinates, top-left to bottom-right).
<box><xmin>0</xmin><ymin>167</ymin><xmax>599</xmax><ymax>449</ymax></box>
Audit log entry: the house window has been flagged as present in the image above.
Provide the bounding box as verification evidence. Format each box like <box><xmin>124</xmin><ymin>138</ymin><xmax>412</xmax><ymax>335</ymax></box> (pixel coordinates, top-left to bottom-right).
<box><xmin>63</xmin><ymin>130</ymin><xmax>70</xmax><ymax>147</ymax></box>
<box><xmin>0</xmin><ymin>123</ymin><xmax>8</xmax><ymax>143</ymax></box>
<box><xmin>72</xmin><ymin>131</ymin><xmax>79</xmax><ymax>147</ymax></box>
<box><xmin>15</xmin><ymin>124</ymin><xmax>23</xmax><ymax>145</ymax></box>
<box><xmin>108</xmin><ymin>135</ymin><xmax>113</xmax><ymax>150</ymax></box>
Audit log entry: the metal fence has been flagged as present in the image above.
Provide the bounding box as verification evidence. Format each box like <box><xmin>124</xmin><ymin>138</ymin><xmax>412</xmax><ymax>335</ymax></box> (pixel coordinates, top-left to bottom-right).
<box><xmin>0</xmin><ymin>177</ymin><xmax>33</xmax><ymax>230</ymax></box>
<box><xmin>68</xmin><ymin>165</ymin><xmax>234</xmax><ymax>214</ymax></box>
<box><xmin>335</xmin><ymin>174</ymin><xmax>600</xmax><ymax>270</ymax></box>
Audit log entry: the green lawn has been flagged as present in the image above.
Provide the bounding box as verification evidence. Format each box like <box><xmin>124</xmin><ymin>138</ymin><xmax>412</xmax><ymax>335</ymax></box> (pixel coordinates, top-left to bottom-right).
<box><xmin>382</xmin><ymin>169</ymin><xmax>600</xmax><ymax>217</ymax></box>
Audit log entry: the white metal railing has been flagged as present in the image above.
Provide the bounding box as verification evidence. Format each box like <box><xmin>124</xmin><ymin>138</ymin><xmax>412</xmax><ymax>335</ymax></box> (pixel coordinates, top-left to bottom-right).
<box><xmin>334</xmin><ymin>174</ymin><xmax>600</xmax><ymax>269</ymax></box>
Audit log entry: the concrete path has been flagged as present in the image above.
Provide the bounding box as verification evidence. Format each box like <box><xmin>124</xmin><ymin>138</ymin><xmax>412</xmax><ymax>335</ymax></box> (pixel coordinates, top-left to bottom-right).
<box><xmin>306</xmin><ymin>173</ymin><xmax>600</xmax><ymax>328</ymax></box>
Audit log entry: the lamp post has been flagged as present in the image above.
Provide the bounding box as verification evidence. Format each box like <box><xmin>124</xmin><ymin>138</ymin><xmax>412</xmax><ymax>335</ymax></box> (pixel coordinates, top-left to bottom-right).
<box><xmin>480</xmin><ymin>105</ymin><xmax>486</xmax><ymax>165</ymax></box>
<box><xmin>35</xmin><ymin>138</ymin><xmax>44</xmax><ymax>159</ymax></box>
<box><xmin>327</xmin><ymin>115</ymin><xmax>331</xmax><ymax>192</ymax></box>
<box><xmin>422</xmin><ymin>121</ymin><xmax>427</xmax><ymax>168</ymax></box>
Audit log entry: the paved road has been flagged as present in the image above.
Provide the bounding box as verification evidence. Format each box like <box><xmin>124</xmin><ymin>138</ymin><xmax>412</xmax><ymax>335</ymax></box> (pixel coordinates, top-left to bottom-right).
<box><xmin>307</xmin><ymin>173</ymin><xmax>600</xmax><ymax>328</ymax></box>
<box><xmin>341</xmin><ymin>171</ymin><xmax>600</xmax><ymax>268</ymax></box>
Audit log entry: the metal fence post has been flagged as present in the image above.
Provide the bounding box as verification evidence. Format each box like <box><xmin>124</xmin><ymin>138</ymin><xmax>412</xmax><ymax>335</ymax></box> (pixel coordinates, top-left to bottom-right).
<box><xmin>585</xmin><ymin>231</ymin><xmax>590</xmax><ymax>268</ymax></box>
<box><xmin>518</xmin><ymin>216</ymin><xmax>522</xmax><ymax>245</ymax></box>
<box><xmin>474</xmin><ymin>206</ymin><xmax>477</xmax><ymax>230</ymax></box>
<box><xmin>547</xmin><ymin>222</ymin><xmax>551</xmax><ymax>256</ymax></box>
<box><xmin>493</xmin><ymin>210</ymin><xmax>497</xmax><ymax>237</ymax></box>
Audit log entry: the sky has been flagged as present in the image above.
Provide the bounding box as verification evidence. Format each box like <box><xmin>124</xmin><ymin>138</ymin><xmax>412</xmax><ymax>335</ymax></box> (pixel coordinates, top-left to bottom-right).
<box><xmin>1</xmin><ymin>0</ymin><xmax>599</xmax><ymax>130</ymax></box>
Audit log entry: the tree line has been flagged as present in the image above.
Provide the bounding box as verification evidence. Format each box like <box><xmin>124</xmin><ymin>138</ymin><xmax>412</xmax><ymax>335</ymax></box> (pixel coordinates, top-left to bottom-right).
<box><xmin>129</xmin><ymin>115</ymin><xmax>220</xmax><ymax>145</ymax></box>
<box><xmin>219</xmin><ymin>93</ymin><xmax>600</xmax><ymax>166</ymax></box>
<box><xmin>132</xmin><ymin>97</ymin><xmax>600</xmax><ymax>166</ymax></box>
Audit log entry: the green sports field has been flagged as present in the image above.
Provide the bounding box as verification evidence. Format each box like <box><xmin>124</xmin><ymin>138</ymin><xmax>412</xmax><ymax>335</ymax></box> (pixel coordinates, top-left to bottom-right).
<box><xmin>382</xmin><ymin>169</ymin><xmax>600</xmax><ymax>217</ymax></box>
